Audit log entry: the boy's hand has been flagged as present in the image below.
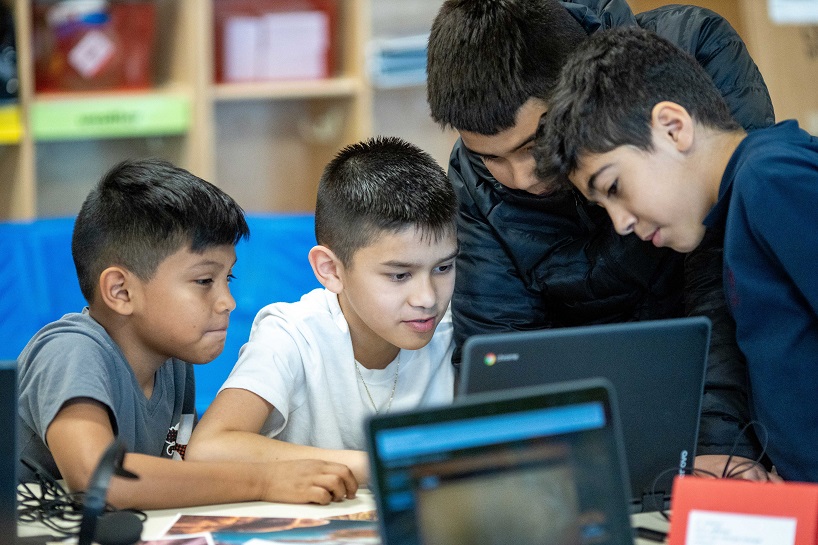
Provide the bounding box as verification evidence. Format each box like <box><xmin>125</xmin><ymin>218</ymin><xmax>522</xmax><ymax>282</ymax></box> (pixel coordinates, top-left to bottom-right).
<box><xmin>694</xmin><ymin>454</ymin><xmax>783</xmax><ymax>482</ymax></box>
<box><xmin>263</xmin><ymin>459</ymin><xmax>359</xmax><ymax>504</ymax></box>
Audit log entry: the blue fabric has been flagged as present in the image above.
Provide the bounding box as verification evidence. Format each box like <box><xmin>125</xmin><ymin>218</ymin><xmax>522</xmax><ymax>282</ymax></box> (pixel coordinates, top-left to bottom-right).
<box><xmin>0</xmin><ymin>214</ymin><xmax>319</xmax><ymax>415</ymax></box>
<box><xmin>705</xmin><ymin>120</ymin><xmax>818</xmax><ymax>482</ymax></box>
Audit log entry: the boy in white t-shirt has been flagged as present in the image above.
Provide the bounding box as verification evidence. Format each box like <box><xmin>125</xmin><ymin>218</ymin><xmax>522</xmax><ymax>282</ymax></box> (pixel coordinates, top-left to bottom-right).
<box><xmin>187</xmin><ymin>136</ymin><xmax>458</xmax><ymax>485</ymax></box>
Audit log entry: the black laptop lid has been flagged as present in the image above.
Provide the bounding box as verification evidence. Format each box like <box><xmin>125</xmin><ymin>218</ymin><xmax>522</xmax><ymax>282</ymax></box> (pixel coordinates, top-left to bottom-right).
<box><xmin>1</xmin><ymin>360</ymin><xmax>17</xmax><ymax>544</ymax></box>
<box><xmin>459</xmin><ymin>317</ymin><xmax>710</xmax><ymax>513</ymax></box>
<box><xmin>367</xmin><ymin>378</ymin><xmax>634</xmax><ymax>545</ymax></box>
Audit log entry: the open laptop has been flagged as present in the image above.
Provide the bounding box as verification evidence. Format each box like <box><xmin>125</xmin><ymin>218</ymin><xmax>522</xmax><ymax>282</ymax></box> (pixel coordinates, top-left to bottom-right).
<box><xmin>459</xmin><ymin>317</ymin><xmax>711</xmax><ymax>513</ymax></box>
<box><xmin>367</xmin><ymin>378</ymin><xmax>634</xmax><ymax>545</ymax></box>
<box><xmin>1</xmin><ymin>360</ymin><xmax>17</xmax><ymax>544</ymax></box>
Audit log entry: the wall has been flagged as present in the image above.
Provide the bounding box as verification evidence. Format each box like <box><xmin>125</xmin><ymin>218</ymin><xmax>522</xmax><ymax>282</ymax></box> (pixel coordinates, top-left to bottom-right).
<box><xmin>629</xmin><ymin>0</ymin><xmax>818</xmax><ymax>134</ymax></box>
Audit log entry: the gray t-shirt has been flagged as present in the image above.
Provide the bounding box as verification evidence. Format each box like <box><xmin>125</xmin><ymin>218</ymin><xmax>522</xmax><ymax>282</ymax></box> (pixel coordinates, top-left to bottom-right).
<box><xmin>17</xmin><ymin>310</ymin><xmax>195</xmax><ymax>479</ymax></box>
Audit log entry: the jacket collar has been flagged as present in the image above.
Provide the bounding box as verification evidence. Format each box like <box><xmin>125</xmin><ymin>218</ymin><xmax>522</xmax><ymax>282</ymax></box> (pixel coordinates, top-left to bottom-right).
<box><xmin>561</xmin><ymin>0</ymin><xmax>638</xmax><ymax>33</ymax></box>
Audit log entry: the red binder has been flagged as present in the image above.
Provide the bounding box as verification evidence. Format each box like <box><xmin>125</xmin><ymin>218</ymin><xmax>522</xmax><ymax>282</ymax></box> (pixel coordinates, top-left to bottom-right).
<box><xmin>668</xmin><ymin>475</ymin><xmax>818</xmax><ymax>545</ymax></box>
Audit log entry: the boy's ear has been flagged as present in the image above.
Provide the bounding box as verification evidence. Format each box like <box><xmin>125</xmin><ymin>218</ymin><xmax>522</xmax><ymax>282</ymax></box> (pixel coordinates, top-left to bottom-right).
<box><xmin>97</xmin><ymin>266</ymin><xmax>136</xmax><ymax>316</ymax></box>
<box><xmin>308</xmin><ymin>245</ymin><xmax>345</xmax><ymax>294</ymax></box>
<box><xmin>651</xmin><ymin>101</ymin><xmax>694</xmax><ymax>153</ymax></box>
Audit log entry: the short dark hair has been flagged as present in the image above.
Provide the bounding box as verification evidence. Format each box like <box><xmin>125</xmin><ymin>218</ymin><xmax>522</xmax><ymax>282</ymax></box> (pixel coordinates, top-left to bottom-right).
<box><xmin>426</xmin><ymin>0</ymin><xmax>587</xmax><ymax>134</ymax></box>
<box><xmin>315</xmin><ymin>136</ymin><xmax>456</xmax><ymax>267</ymax></box>
<box><xmin>72</xmin><ymin>159</ymin><xmax>250</xmax><ymax>302</ymax></box>
<box><xmin>534</xmin><ymin>27</ymin><xmax>741</xmax><ymax>185</ymax></box>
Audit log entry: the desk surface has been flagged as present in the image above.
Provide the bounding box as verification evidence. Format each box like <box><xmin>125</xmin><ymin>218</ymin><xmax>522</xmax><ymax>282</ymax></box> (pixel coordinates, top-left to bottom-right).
<box><xmin>141</xmin><ymin>493</ymin><xmax>672</xmax><ymax>544</ymax></box>
<box><xmin>141</xmin><ymin>488</ymin><xmax>378</xmax><ymax>538</ymax></box>
<box><xmin>20</xmin><ymin>488</ymin><xmax>670</xmax><ymax>544</ymax></box>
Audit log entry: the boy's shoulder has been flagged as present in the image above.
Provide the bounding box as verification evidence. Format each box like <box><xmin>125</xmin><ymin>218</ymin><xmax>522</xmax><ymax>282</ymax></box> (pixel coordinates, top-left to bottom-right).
<box><xmin>20</xmin><ymin>310</ymin><xmax>113</xmax><ymax>361</ymax></box>
<box><xmin>731</xmin><ymin>121</ymin><xmax>818</xmax><ymax>187</ymax></box>
<box><xmin>251</xmin><ymin>287</ymin><xmax>345</xmax><ymax>337</ymax></box>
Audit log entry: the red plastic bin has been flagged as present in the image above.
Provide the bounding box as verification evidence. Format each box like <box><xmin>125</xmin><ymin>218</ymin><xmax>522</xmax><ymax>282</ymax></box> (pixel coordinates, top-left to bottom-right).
<box><xmin>32</xmin><ymin>1</ymin><xmax>157</xmax><ymax>93</ymax></box>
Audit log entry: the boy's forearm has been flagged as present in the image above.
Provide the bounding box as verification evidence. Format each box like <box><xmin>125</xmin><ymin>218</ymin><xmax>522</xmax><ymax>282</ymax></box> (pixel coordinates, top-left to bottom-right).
<box><xmin>105</xmin><ymin>453</ymin><xmax>266</xmax><ymax>509</ymax></box>
<box><xmin>107</xmin><ymin>452</ymin><xmax>357</xmax><ymax>509</ymax></box>
<box><xmin>187</xmin><ymin>430</ymin><xmax>369</xmax><ymax>484</ymax></box>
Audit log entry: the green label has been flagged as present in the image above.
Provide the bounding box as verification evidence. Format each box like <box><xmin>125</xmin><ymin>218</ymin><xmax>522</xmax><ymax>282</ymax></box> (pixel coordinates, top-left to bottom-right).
<box><xmin>32</xmin><ymin>94</ymin><xmax>190</xmax><ymax>140</ymax></box>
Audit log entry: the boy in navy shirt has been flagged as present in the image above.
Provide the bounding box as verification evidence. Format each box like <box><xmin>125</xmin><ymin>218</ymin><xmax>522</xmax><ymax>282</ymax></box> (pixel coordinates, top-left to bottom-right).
<box><xmin>536</xmin><ymin>27</ymin><xmax>818</xmax><ymax>481</ymax></box>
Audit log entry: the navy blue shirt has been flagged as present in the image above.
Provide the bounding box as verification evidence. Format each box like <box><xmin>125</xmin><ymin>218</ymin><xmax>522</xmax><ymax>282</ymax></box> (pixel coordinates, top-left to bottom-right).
<box><xmin>704</xmin><ymin>120</ymin><xmax>818</xmax><ymax>482</ymax></box>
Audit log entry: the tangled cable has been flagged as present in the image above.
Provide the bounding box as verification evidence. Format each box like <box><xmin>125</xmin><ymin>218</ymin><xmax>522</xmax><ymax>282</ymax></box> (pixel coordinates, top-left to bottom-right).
<box><xmin>16</xmin><ymin>458</ymin><xmax>146</xmax><ymax>537</ymax></box>
<box><xmin>649</xmin><ymin>420</ymin><xmax>772</xmax><ymax>521</ymax></box>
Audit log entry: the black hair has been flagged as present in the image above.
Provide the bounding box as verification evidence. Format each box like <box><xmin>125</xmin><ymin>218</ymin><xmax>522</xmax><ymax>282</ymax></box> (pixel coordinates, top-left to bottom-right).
<box><xmin>315</xmin><ymin>136</ymin><xmax>457</xmax><ymax>267</ymax></box>
<box><xmin>72</xmin><ymin>158</ymin><xmax>249</xmax><ymax>302</ymax></box>
<box><xmin>426</xmin><ymin>0</ymin><xmax>587</xmax><ymax>134</ymax></box>
<box><xmin>534</xmin><ymin>27</ymin><xmax>741</xmax><ymax>185</ymax></box>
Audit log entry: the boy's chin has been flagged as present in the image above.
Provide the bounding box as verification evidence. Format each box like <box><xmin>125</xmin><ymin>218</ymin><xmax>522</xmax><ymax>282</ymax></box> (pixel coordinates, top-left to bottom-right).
<box><xmin>672</xmin><ymin>233</ymin><xmax>706</xmax><ymax>253</ymax></box>
<box><xmin>183</xmin><ymin>344</ymin><xmax>226</xmax><ymax>365</ymax></box>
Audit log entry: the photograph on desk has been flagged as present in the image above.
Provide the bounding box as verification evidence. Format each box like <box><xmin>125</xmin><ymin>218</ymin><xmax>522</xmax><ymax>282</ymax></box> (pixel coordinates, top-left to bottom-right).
<box><xmin>161</xmin><ymin>514</ymin><xmax>379</xmax><ymax>545</ymax></box>
<box><xmin>140</xmin><ymin>534</ymin><xmax>214</xmax><ymax>545</ymax></box>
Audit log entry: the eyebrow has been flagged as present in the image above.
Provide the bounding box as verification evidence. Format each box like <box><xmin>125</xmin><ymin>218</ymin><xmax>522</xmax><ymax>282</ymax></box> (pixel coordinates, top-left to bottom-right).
<box><xmin>381</xmin><ymin>249</ymin><xmax>460</xmax><ymax>269</ymax></box>
<box><xmin>189</xmin><ymin>257</ymin><xmax>238</xmax><ymax>270</ymax></box>
<box><xmin>586</xmin><ymin>164</ymin><xmax>613</xmax><ymax>196</ymax></box>
<box><xmin>464</xmin><ymin>132</ymin><xmax>537</xmax><ymax>158</ymax></box>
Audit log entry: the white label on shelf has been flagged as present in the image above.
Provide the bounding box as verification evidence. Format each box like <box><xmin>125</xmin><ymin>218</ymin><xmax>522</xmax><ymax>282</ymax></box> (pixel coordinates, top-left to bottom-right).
<box><xmin>68</xmin><ymin>29</ymin><xmax>115</xmax><ymax>79</ymax></box>
<box><xmin>685</xmin><ymin>510</ymin><xmax>796</xmax><ymax>545</ymax></box>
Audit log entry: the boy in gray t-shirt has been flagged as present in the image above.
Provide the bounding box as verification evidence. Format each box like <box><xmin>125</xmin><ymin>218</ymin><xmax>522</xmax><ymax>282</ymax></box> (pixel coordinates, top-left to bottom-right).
<box><xmin>16</xmin><ymin>159</ymin><xmax>357</xmax><ymax>509</ymax></box>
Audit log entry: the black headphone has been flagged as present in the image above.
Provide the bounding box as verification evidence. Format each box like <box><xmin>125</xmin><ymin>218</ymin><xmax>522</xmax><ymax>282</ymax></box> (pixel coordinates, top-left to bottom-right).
<box><xmin>77</xmin><ymin>439</ymin><xmax>143</xmax><ymax>545</ymax></box>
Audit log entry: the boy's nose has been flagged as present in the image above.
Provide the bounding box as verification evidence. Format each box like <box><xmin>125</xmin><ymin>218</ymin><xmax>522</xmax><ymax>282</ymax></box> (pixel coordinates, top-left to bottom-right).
<box><xmin>508</xmin><ymin>160</ymin><xmax>538</xmax><ymax>193</ymax></box>
<box><xmin>409</xmin><ymin>277</ymin><xmax>437</xmax><ymax>309</ymax></box>
<box><xmin>610</xmin><ymin>207</ymin><xmax>636</xmax><ymax>236</ymax></box>
<box><xmin>217</xmin><ymin>287</ymin><xmax>237</xmax><ymax>314</ymax></box>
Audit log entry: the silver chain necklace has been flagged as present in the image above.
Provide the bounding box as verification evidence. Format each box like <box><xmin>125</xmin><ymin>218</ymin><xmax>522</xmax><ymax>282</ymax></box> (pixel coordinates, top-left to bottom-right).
<box><xmin>354</xmin><ymin>352</ymin><xmax>400</xmax><ymax>415</ymax></box>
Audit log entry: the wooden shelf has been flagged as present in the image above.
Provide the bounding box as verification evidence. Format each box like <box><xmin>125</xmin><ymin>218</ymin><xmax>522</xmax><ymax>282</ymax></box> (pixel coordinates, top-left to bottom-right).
<box><xmin>1</xmin><ymin>0</ymin><xmax>373</xmax><ymax>220</ymax></box>
<box><xmin>213</xmin><ymin>77</ymin><xmax>361</xmax><ymax>101</ymax></box>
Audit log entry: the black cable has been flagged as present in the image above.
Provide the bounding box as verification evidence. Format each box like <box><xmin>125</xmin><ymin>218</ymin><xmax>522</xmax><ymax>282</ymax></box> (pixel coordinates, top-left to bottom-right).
<box><xmin>720</xmin><ymin>420</ymin><xmax>771</xmax><ymax>480</ymax></box>
<box><xmin>648</xmin><ymin>420</ymin><xmax>774</xmax><ymax>522</ymax></box>
<box><xmin>17</xmin><ymin>457</ymin><xmax>146</xmax><ymax>539</ymax></box>
<box><xmin>17</xmin><ymin>459</ymin><xmax>84</xmax><ymax>537</ymax></box>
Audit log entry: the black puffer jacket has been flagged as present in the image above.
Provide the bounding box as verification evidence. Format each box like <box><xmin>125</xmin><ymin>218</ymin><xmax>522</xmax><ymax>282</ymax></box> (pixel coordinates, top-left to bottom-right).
<box><xmin>449</xmin><ymin>0</ymin><xmax>774</xmax><ymax>459</ymax></box>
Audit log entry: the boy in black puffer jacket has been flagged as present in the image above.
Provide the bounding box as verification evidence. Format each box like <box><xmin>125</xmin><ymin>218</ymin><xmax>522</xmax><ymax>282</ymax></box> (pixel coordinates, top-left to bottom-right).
<box><xmin>426</xmin><ymin>0</ymin><xmax>775</xmax><ymax>481</ymax></box>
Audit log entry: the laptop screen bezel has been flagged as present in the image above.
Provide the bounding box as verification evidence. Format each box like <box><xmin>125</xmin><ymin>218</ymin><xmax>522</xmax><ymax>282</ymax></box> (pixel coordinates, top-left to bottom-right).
<box><xmin>0</xmin><ymin>360</ymin><xmax>17</xmax><ymax>544</ymax></box>
<box><xmin>458</xmin><ymin>317</ymin><xmax>711</xmax><ymax>512</ymax></box>
<box><xmin>367</xmin><ymin>378</ymin><xmax>634</xmax><ymax>545</ymax></box>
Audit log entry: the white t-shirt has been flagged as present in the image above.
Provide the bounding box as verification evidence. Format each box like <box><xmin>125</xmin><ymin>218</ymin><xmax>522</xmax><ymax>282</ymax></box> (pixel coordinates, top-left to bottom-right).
<box><xmin>221</xmin><ymin>288</ymin><xmax>455</xmax><ymax>450</ymax></box>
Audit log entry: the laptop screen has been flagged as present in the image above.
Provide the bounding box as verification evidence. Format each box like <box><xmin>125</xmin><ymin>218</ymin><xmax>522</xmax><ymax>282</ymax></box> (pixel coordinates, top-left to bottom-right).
<box><xmin>1</xmin><ymin>360</ymin><xmax>17</xmax><ymax>544</ymax></box>
<box><xmin>459</xmin><ymin>317</ymin><xmax>710</xmax><ymax>512</ymax></box>
<box><xmin>367</xmin><ymin>379</ymin><xmax>634</xmax><ymax>545</ymax></box>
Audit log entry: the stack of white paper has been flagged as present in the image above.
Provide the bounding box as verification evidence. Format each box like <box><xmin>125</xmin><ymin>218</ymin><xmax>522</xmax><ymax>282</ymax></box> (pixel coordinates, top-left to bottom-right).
<box><xmin>223</xmin><ymin>10</ymin><xmax>330</xmax><ymax>82</ymax></box>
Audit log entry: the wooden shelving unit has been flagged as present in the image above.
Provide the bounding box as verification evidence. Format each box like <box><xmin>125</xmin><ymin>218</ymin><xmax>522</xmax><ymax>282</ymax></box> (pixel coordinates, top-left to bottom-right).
<box><xmin>1</xmin><ymin>0</ymin><xmax>373</xmax><ymax>219</ymax></box>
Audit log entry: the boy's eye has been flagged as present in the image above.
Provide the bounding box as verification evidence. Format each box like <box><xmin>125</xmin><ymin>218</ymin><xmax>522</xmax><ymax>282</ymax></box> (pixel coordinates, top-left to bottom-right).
<box><xmin>227</xmin><ymin>273</ymin><xmax>236</xmax><ymax>283</ymax></box>
<box><xmin>435</xmin><ymin>263</ymin><xmax>455</xmax><ymax>274</ymax></box>
<box><xmin>607</xmin><ymin>179</ymin><xmax>619</xmax><ymax>198</ymax></box>
<box><xmin>196</xmin><ymin>278</ymin><xmax>214</xmax><ymax>286</ymax></box>
<box><xmin>390</xmin><ymin>272</ymin><xmax>410</xmax><ymax>282</ymax></box>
